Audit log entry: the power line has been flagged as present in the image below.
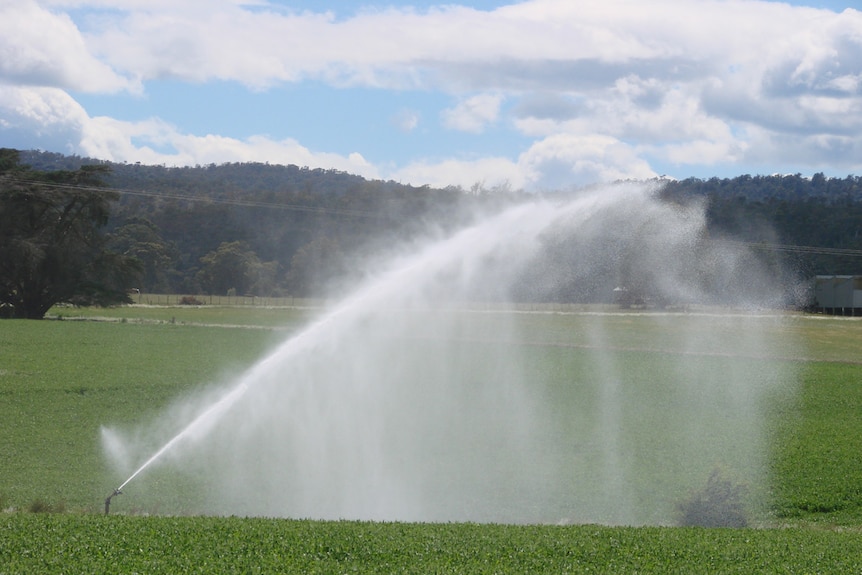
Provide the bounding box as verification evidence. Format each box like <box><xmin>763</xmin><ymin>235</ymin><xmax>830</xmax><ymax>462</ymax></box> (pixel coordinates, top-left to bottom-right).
<box><xmin>721</xmin><ymin>240</ymin><xmax>862</xmax><ymax>258</ymax></box>
<box><xmin>1</xmin><ymin>177</ymin><xmax>387</xmax><ymax>219</ymax></box>
<box><xmin>6</xmin><ymin>176</ymin><xmax>862</xmax><ymax>257</ymax></box>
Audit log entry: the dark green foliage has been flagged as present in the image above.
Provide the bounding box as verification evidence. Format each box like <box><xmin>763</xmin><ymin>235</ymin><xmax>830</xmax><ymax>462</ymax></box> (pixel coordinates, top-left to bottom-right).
<box><xmin>0</xmin><ymin>149</ymin><xmax>141</xmax><ymax>318</ymax></box>
<box><xmin>178</xmin><ymin>295</ymin><xmax>204</xmax><ymax>305</ymax></box>
<box><xmin>662</xmin><ymin>174</ymin><xmax>862</xmax><ymax>278</ymax></box>
<box><xmin>196</xmin><ymin>241</ymin><xmax>268</xmax><ymax>296</ymax></box>
<box><xmin>17</xmin><ymin>150</ymin><xmax>521</xmax><ymax>298</ymax></box>
<box><xmin>106</xmin><ymin>217</ymin><xmax>178</xmax><ymax>293</ymax></box>
<box><xmin>27</xmin><ymin>499</ymin><xmax>65</xmax><ymax>514</ymax></box>
<box><xmin>14</xmin><ymin>149</ymin><xmax>862</xmax><ymax>303</ymax></box>
<box><xmin>285</xmin><ymin>236</ymin><xmax>347</xmax><ymax>297</ymax></box>
<box><xmin>677</xmin><ymin>469</ymin><xmax>748</xmax><ymax>528</ymax></box>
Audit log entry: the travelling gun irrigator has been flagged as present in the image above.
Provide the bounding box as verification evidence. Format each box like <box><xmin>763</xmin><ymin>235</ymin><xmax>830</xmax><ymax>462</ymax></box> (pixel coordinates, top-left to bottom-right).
<box><xmin>101</xmin><ymin>381</ymin><xmax>251</xmax><ymax>515</ymax></box>
<box><xmin>104</xmin><ymin>488</ymin><xmax>122</xmax><ymax>515</ymax></box>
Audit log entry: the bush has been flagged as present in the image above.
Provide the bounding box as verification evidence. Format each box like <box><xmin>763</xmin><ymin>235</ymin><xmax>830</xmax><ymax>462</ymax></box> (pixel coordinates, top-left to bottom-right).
<box><xmin>28</xmin><ymin>499</ymin><xmax>66</xmax><ymax>514</ymax></box>
<box><xmin>179</xmin><ymin>296</ymin><xmax>204</xmax><ymax>305</ymax></box>
<box><xmin>677</xmin><ymin>469</ymin><xmax>748</xmax><ymax>528</ymax></box>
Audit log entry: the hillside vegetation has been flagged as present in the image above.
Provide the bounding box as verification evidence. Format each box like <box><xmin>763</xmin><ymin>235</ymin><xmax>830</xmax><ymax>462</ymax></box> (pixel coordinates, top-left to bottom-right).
<box><xmin>17</xmin><ymin>150</ymin><xmax>862</xmax><ymax>303</ymax></box>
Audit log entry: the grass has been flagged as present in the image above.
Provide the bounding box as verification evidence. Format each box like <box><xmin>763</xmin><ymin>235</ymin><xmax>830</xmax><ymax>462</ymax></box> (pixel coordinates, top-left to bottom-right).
<box><xmin>2</xmin><ymin>515</ymin><xmax>862</xmax><ymax>574</ymax></box>
<box><xmin>3</xmin><ymin>305</ymin><xmax>862</xmax><ymax>572</ymax></box>
<box><xmin>769</xmin><ymin>360</ymin><xmax>862</xmax><ymax>523</ymax></box>
<box><xmin>0</xmin><ymin>318</ymin><xmax>282</xmax><ymax>512</ymax></box>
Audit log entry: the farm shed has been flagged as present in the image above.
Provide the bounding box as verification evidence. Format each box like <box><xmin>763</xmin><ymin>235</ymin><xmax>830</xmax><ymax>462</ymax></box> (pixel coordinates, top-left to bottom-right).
<box><xmin>814</xmin><ymin>275</ymin><xmax>862</xmax><ymax>316</ymax></box>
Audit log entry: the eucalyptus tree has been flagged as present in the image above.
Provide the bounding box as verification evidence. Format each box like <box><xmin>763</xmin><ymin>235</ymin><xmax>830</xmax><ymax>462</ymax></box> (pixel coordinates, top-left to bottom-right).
<box><xmin>0</xmin><ymin>149</ymin><xmax>140</xmax><ymax>319</ymax></box>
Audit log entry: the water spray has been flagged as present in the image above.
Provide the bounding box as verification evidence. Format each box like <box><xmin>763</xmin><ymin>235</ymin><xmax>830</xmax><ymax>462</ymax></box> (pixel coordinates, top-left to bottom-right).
<box><xmin>100</xmin><ymin>186</ymin><xmax>796</xmax><ymax>523</ymax></box>
<box><xmin>104</xmin><ymin>488</ymin><xmax>122</xmax><ymax>515</ymax></box>
<box><xmin>102</xmin><ymin>382</ymin><xmax>251</xmax><ymax>514</ymax></box>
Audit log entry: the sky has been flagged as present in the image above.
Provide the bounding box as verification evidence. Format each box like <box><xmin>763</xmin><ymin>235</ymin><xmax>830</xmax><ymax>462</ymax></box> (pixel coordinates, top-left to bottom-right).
<box><xmin>1</xmin><ymin>0</ymin><xmax>861</xmax><ymax>191</ymax></box>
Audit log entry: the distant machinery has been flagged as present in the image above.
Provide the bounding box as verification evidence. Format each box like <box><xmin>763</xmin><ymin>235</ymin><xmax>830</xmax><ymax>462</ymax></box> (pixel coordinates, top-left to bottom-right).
<box><xmin>814</xmin><ymin>275</ymin><xmax>862</xmax><ymax>316</ymax></box>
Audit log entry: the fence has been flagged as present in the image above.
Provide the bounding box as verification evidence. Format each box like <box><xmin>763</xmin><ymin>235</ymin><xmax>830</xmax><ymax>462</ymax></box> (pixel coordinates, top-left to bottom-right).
<box><xmin>133</xmin><ymin>293</ymin><xmax>320</xmax><ymax>307</ymax></box>
<box><xmin>131</xmin><ymin>293</ymin><xmax>618</xmax><ymax>313</ymax></box>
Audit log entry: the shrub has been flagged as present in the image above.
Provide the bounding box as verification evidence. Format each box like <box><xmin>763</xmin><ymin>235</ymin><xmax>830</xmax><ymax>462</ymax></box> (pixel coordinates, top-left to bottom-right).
<box><xmin>677</xmin><ymin>469</ymin><xmax>748</xmax><ymax>528</ymax></box>
<box><xmin>179</xmin><ymin>296</ymin><xmax>204</xmax><ymax>305</ymax></box>
<box><xmin>28</xmin><ymin>499</ymin><xmax>66</xmax><ymax>514</ymax></box>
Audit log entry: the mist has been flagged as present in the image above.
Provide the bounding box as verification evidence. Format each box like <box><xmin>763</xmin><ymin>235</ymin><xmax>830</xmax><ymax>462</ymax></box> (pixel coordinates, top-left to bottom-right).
<box><xmin>102</xmin><ymin>182</ymin><xmax>800</xmax><ymax>524</ymax></box>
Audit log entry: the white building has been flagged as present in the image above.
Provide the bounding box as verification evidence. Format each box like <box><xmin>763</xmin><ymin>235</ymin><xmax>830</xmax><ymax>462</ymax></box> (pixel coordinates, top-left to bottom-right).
<box><xmin>814</xmin><ymin>275</ymin><xmax>862</xmax><ymax>316</ymax></box>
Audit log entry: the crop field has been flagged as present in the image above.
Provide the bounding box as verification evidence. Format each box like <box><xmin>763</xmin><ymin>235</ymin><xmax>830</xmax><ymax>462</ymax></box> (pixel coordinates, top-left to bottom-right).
<box><xmin>3</xmin><ymin>514</ymin><xmax>862</xmax><ymax>574</ymax></box>
<box><xmin>2</xmin><ymin>305</ymin><xmax>862</xmax><ymax>573</ymax></box>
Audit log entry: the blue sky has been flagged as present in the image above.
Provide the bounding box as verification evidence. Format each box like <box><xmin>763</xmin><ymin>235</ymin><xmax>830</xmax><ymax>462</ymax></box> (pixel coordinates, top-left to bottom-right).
<box><xmin>2</xmin><ymin>1</ymin><xmax>861</xmax><ymax>190</ymax></box>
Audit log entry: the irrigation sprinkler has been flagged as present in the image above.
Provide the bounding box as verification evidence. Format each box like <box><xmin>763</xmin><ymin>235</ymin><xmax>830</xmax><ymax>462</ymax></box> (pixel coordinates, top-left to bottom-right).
<box><xmin>102</xmin><ymin>380</ymin><xmax>251</xmax><ymax>516</ymax></box>
<box><xmin>104</xmin><ymin>488</ymin><xmax>122</xmax><ymax>515</ymax></box>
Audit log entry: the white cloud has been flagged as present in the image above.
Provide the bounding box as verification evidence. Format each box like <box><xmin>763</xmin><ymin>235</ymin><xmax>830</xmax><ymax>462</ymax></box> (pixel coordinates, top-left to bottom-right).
<box><xmin>3</xmin><ymin>0</ymin><xmax>862</xmax><ymax>186</ymax></box>
<box><xmin>0</xmin><ymin>1</ymin><xmax>135</xmax><ymax>92</ymax></box>
<box><xmin>826</xmin><ymin>74</ymin><xmax>862</xmax><ymax>94</ymax></box>
<box><xmin>79</xmin><ymin>120</ymin><xmax>382</xmax><ymax>178</ymax></box>
<box><xmin>19</xmin><ymin>0</ymin><xmax>816</xmax><ymax>89</ymax></box>
<box><xmin>0</xmin><ymin>86</ymin><xmax>86</xmax><ymax>128</ymax></box>
<box><xmin>0</xmin><ymin>86</ymin><xmax>90</xmax><ymax>152</ymax></box>
<box><xmin>391</xmin><ymin>155</ymin><xmax>526</xmax><ymax>190</ymax></box>
<box><xmin>391</xmin><ymin>108</ymin><xmax>420</xmax><ymax>132</ymax></box>
<box><xmin>0</xmin><ymin>86</ymin><xmax>378</xmax><ymax>177</ymax></box>
<box><xmin>13</xmin><ymin>1</ymin><xmax>862</xmax><ymax>102</ymax></box>
<box><xmin>441</xmin><ymin>94</ymin><xmax>503</xmax><ymax>133</ymax></box>
<box><xmin>391</xmin><ymin>133</ymin><xmax>657</xmax><ymax>191</ymax></box>
<box><xmin>518</xmin><ymin>133</ymin><xmax>657</xmax><ymax>189</ymax></box>
<box><xmin>662</xmin><ymin>138</ymin><xmax>748</xmax><ymax>168</ymax></box>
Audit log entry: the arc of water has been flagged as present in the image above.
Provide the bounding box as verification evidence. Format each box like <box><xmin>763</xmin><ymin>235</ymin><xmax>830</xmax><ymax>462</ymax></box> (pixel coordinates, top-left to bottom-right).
<box><xmin>116</xmin><ymin>382</ymin><xmax>249</xmax><ymax>491</ymax></box>
<box><xmin>111</xmin><ymin>197</ymin><xmax>575</xmax><ymax>493</ymax></box>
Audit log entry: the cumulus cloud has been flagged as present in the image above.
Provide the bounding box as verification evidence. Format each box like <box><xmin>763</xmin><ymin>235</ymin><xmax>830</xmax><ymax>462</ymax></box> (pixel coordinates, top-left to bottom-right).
<box><xmin>441</xmin><ymin>94</ymin><xmax>503</xmax><ymax>133</ymax></box>
<box><xmin>391</xmin><ymin>155</ymin><xmax>526</xmax><ymax>191</ymax></box>
<box><xmin>391</xmin><ymin>133</ymin><xmax>657</xmax><ymax>191</ymax></box>
<box><xmin>0</xmin><ymin>86</ymin><xmax>379</xmax><ymax>178</ymax></box>
<box><xmin>33</xmin><ymin>0</ymin><xmax>854</xmax><ymax>93</ymax></box>
<box><xmin>0</xmin><ymin>1</ymin><xmax>135</xmax><ymax>92</ymax></box>
<box><xmin>0</xmin><ymin>86</ymin><xmax>90</xmax><ymax>152</ymax></box>
<box><xmin>512</xmin><ymin>92</ymin><xmax>582</xmax><ymax>122</ymax></box>
<box><xmin>2</xmin><ymin>0</ymin><xmax>862</xmax><ymax>187</ymax></box>
<box><xmin>519</xmin><ymin>133</ymin><xmax>657</xmax><ymax>189</ymax></box>
<box><xmin>391</xmin><ymin>108</ymin><xmax>421</xmax><ymax>133</ymax></box>
<box><xmin>79</xmin><ymin>122</ymin><xmax>383</xmax><ymax>179</ymax></box>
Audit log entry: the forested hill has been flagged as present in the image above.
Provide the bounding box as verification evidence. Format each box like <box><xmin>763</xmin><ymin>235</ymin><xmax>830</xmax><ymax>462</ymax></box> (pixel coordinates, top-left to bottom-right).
<box><xmin>663</xmin><ymin>172</ymin><xmax>862</xmax><ymax>202</ymax></box>
<box><xmin>15</xmin><ymin>150</ymin><xmax>862</xmax><ymax>301</ymax></box>
<box><xmin>17</xmin><ymin>150</ymin><xmax>500</xmax><ymax>297</ymax></box>
<box><xmin>663</xmin><ymin>174</ymin><xmax>862</xmax><ymax>281</ymax></box>
<box><xmin>23</xmin><ymin>150</ymin><xmax>862</xmax><ymax>202</ymax></box>
<box><xmin>19</xmin><ymin>150</ymin><xmax>462</xmax><ymax>210</ymax></box>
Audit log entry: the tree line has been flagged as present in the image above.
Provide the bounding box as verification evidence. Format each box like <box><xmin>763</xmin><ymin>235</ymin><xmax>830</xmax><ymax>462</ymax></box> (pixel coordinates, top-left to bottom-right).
<box><xmin>3</xmin><ymin>148</ymin><xmax>862</xmax><ymax>318</ymax></box>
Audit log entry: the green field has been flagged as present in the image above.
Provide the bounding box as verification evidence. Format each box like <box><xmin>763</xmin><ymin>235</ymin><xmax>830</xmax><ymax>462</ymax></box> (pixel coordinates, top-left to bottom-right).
<box><xmin>3</xmin><ymin>514</ymin><xmax>862</xmax><ymax>574</ymax></box>
<box><xmin>2</xmin><ymin>306</ymin><xmax>862</xmax><ymax>572</ymax></box>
